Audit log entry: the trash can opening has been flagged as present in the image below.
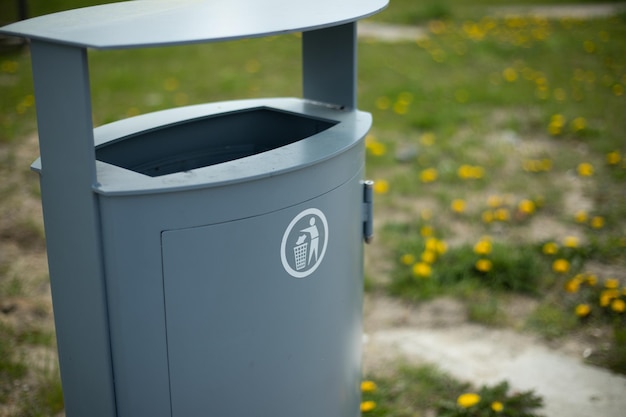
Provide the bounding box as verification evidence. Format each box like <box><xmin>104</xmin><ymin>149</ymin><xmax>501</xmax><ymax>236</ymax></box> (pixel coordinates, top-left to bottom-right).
<box><xmin>95</xmin><ymin>107</ymin><xmax>338</xmax><ymax>177</ymax></box>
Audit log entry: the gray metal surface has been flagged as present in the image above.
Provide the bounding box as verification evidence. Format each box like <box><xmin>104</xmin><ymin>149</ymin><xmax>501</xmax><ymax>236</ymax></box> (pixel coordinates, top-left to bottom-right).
<box><xmin>0</xmin><ymin>0</ymin><xmax>388</xmax><ymax>49</ymax></box>
<box><xmin>97</xmin><ymin>138</ymin><xmax>366</xmax><ymax>416</ymax></box>
<box><xmin>34</xmin><ymin>98</ymin><xmax>370</xmax><ymax>195</ymax></box>
<box><xmin>162</xmin><ymin>178</ymin><xmax>363</xmax><ymax>417</ymax></box>
<box><xmin>303</xmin><ymin>23</ymin><xmax>357</xmax><ymax>108</ymax></box>
<box><xmin>29</xmin><ymin>40</ymin><xmax>117</xmax><ymax>417</ymax></box>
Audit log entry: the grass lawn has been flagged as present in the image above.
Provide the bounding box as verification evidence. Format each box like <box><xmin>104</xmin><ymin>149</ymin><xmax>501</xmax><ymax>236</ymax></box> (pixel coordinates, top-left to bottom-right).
<box><xmin>1</xmin><ymin>0</ymin><xmax>625</xmax><ymax>416</ymax></box>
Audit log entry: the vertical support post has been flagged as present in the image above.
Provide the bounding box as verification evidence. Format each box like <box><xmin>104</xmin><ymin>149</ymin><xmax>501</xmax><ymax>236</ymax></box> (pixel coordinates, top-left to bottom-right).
<box><xmin>30</xmin><ymin>40</ymin><xmax>116</xmax><ymax>417</ymax></box>
<box><xmin>17</xmin><ymin>0</ymin><xmax>28</xmax><ymax>20</ymax></box>
<box><xmin>302</xmin><ymin>22</ymin><xmax>357</xmax><ymax>109</ymax></box>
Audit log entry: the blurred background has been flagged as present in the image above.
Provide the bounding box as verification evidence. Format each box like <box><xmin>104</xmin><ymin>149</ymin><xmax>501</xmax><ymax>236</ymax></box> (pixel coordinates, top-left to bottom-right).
<box><xmin>1</xmin><ymin>1</ymin><xmax>625</xmax><ymax>416</ymax></box>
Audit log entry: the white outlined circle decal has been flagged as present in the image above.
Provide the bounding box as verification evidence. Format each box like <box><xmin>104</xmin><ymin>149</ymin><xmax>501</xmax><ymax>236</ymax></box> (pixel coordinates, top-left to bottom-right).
<box><xmin>280</xmin><ymin>208</ymin><xmax>329</xmax><ymax>278</ymax></box>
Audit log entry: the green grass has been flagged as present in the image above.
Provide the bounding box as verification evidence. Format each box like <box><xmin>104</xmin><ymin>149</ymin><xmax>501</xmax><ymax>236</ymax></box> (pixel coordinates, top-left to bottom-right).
<box><xmin>525</xmin><ymin>302</ymin><xmax>579</xmax><ymax>339</ymax></box>
<box><xmin>0</xmin><ymin>323</ymin><xmax>28</xmax><ymax>402</ymax></box>
<box><xmin>362</xmin><ymin>365</ymin><xmax>543</xmax><ymax>417</ymax></box>
<box><xmin>88</xmin><ymin>36</ymin><xmax>302</xmax><ymax>125</ymax></box>
<box><xmin>362</xmin><ymin>364</ymin><xmax>470</xmax><ymax>416</ymax></box>
<box><xmin>361</xmin><ymin>2</ymin><xmax>626</xmax><ymax>376</ymax></box>
<box><xmin>359</xmin><ymin>17</ymin><xmax>626</xmax><ymax>152</ymax></box>
<box><xmin>1</xmin><ymin>0</ymin><xmax>626</xmax><ymax>414</ymax></box>
<box><xmin>385</xmin><ymin>224</ymin><xmax>548</xmax><ymax>303</ymax></box>
<box><xmin>371</xmin><ymin>0</ymin><xmax>626</xmax><ymax>24</ymax></box>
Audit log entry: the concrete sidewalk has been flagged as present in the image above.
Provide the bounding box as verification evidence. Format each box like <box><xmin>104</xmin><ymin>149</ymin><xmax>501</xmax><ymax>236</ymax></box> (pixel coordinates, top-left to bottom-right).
<box><xmin>363</xmin><ymin>295</ymin><xmax>626</xmax><ymax>417</ymax></box>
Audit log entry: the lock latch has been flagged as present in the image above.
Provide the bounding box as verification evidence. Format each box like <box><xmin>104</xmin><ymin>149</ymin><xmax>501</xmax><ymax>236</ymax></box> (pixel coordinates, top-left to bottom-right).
<box><xmin>362</xmin><ymin>180</ymin><xmax>374</xmax><ymax>244</ymax></box>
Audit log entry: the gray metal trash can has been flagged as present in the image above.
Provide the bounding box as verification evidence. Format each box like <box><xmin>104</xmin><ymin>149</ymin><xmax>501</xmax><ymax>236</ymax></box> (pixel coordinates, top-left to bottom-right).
<box><xmin>0</xmin><ymin>1</ymin><xmax>387</xmax><ymax>416</ymax></box>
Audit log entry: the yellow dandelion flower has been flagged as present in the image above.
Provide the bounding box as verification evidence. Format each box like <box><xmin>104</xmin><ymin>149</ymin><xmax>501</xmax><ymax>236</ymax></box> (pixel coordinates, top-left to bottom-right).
<box><xmin>458</xmin><ymin>165</ymin><xmax>485</xmax><ymax>179</ymax></box>
<box><xmin>600</xmin><ymin>30</ymin><xmax>610</xmax><ymax>41</ymax></box>
<box><xmin>421</xmin><ymin>250</ymin><xmax>437</xmax><ymax>264</ymax></box>
<box><xmin>174</xmin><ymin>92</ymin><xmax>188</xmax><ymax>106</ymax></box>
<box><xmin>126</xmin><ymin>107</ymin><xmax>140</xmax><ymax>117</ymax></box>
<box><xmin>367</xmin><ymin>141</ymin><xmax>387</xmax><ymax>157</ymax></box>
<box><xmin>583</xmin><ymin>40</ymin><xmax>596</xmax><ymax>53</ymax></box>
<box><xmin>552</xmin><ymin>258</ymin><xmax>570</xmax><ymax>274</ymax></box>
<box><xmin>375</xmin><ymin>96</ymin><xmax>391</xmax><ymax>110</ymax></box>
<box><xmin>522</xmin><ymin>159</ymin><xmax>538</xmax><ymax>172</ymax></box>
<box><xmin>607</xmin><ymin>150</ymin><xmax>622</xmax><ymax>165</ymax></box>
<box><xmin>553</xmin><ymin>88</ymin><xmax>567</xmax><ymax>101</ymax></box>
<box><xmin>518</xmin><ymin>199</ymin><xmax>536</xmax><ymax>215</ymax></box>
<box><xmin>163</xmin><ymin>77</ymin><xmax>179</xmax><ymax>92</ymax></box>
<box><xmin>585</xmin><ymin>274</ymin><xmax>598</xmax><ymax>286</ymax></box>
<box><xmin>361</xmin><ymin>380</ymin><xmax>377</xmax><ymax>392</ymax></box>
<box><xmin>471</xmin><ymin>165</ymin><xmax>485</xmax><ymax>179</ymax></box>
<box><xmin>535</xmin><ymin>76</ymin><xmax>548</xmax><ymax>88</ymax></box>
<box><xmin>565</xmin><ymin>277</ymin><xmax>582</xmax><ymax>293</ymax></box>
<box><xmin>413</xmin><ymin>262</ymin><xmax>432</xmax><ymax>278</ymax></box>
<box><xmin>416</xmin><ymin>38</ymin><xmax>431</xmax><ymax>49</ymax></box>
<box><xmin>420</xmin><ymin>168</ymin><xmax>438</xmax><ymax>183</ymax></box>
<box><xmin>393</xmin><ymin>101</ymin><xmax>409</xmax><ymax>115</ymax></box>
<box><xmin>425</xmin><ymin>238</ymin><xmax>440</xmax><ymax>252</ymax></box>
<box><xmin>503</xmin><ymin>67</ymin><xmax>518</xmax><ymax>82</ymax></box>
<box><xmin>542</xmin><ymin>242</ymin><xmax>559</xmax><ymax>255</ymax></box>
<box><xmin>577</xmin><ymin>162</ymin><xmax>594</xmax><ymax>177</ymax></box>
<box><xmin>600</xmin><ymin>289</ymin><xmax>620</xmax><ymax>307</ymax></box>
<box><xmin>420</xmin><ymin>226</ymin><xmax>434</xmax><ymax>237</ymax></box>
<box><xmin>474</xmin><ymin>239</ymin><xmax>492</xmax><ymax>255</ymax></box>
<box><xmin>457</xmin><ymin>393</ymin><xmax>481</xmax><ymax>408</ymax></box>
<box><xmin>590</xmin><ymin>216</ymin><xmax>605</xmax><ymax>229</ymax></box>
<box><xmin>611</xmin><ymin>299</ymin><xmax>625</xmax><ymax>313</ymax></box>
<box><xmin>548</xmin><ymin>122</ymin><xmax>562</xmax><ymax>136</ymax></box>
<box><xmin>574</xmin><ymin>210</ymin><xmax>588</xmax><ymax>223</ymax></box>
<box><xmin>550</xmin><ymin>114</ymin><xmax>566</xmax><ymax>126</ymax></box>
<box><xmin>451</xmin><ymin>199</ymin><xmax>467</xmax><ymax>213</ymax></box>
<box><xmin>400</xmin><ymin>254</ymin><xmax>415</xmax><ymax>266</ymax></box>
<box><xmin>487</xmin><ymin>195</ymin><xmax>503</xmax><ymax>208</ymax></box>
<box><xmin>458</xmin><ymin>164</ymin><xmax>473</xmax><ymax>179</ymax></box>
<box><xmin>22</xmin><ymin>94</ymin><xmax>34</xmax><ymax>108</ymax></box>
<box><xmin>420</xmin><ymin>132</ymin><xmax>436</xmax><ymax>146</ymax></box>
<box><xmin>491</xmin><ymin>401</ymin><xmax>504</xmax><ymax>413</ymax></box>
<box><xmin>360</xmin><ymin>401</ymin><xmax>376</xmax><ymax>412</ymax></box>
<box><xmin>428</xmin><ymin>20</ymin><xmax>447</xmax><ymax>35</ymax></box>
<box><xmin>475</xmin><ymin>259</ymin><xmax>493</xmax><ymax>273</ymax></box>
<box><xmin>0</xmin><ymin>60</ymin><xmax>19</xmax><ymax>73</ymax></box>
<box><xmin>571</xmin><ymin>117</ymin><xmax>586</xmax><ymax>131</ymax></box>
<box><xmin>600</xmin><ymin>294</ymin><xmax>611</xmax><ymax>307</ymax></box>
<box><xmin>494</xmin><ymin>208</ymin><xmax>510</xmax><ymax>222</ymax></box>
<box><xmin>575</xmin><ymin>303</ymin><xmax>591</xmax><ymax>317</ymax></box>
<box><xmin>371</xmin><ymin>142</ymin><xmax>387</xmax><ymax>156</ymax></box>
<box><xmin>563</xmin><ymin>236</ymin><xmax>579</xmax><ymax>248</ymax></box>
<box><xmin>373</xmin><ymin>180</ymin><xmax>389</xmax><ymax>194</ymax></box>
<box><xmin>436</xmin><ymin>240</ymin><xmax>448</xmax><ymax>255</ymax></box>
<box><xmin>398</xmin><ymin>91</ymin><xmax>414</xmax><ymax>104</ymax></box>
<box><xmin>605</xmin><ymin>278</ymin><xmax>620</xmax><ymax>289</ymax></box>
<box><xmin>482</xmin><ymin>210</ymin><xmax>494</xmax><ymax>224</ymax></box>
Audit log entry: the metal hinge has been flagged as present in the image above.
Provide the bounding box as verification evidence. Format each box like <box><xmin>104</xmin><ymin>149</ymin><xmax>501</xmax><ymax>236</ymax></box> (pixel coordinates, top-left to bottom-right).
<box><xmin>362</xmin><ymin>180</ymin><xmax>374</xmax><ymax>244</ymax></box>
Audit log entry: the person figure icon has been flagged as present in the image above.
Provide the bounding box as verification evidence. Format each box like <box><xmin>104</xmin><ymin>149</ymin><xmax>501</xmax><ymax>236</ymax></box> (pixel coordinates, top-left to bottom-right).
<box><xmin>300</xmin><ymin>217</ymin><xmax>319</xmax><ymax>266</ymax></box>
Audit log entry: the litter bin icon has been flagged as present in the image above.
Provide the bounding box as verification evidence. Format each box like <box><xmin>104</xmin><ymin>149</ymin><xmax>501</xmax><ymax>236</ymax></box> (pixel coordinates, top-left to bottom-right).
<box><xmin>0</xmin><ymin>1</ymin><xmax>387</xmax><ymax>416</ymax></box>
<box><xmin>294</xmin><ymin>237</ymin><xmax>309</xmax><ymax>270</ymax></box>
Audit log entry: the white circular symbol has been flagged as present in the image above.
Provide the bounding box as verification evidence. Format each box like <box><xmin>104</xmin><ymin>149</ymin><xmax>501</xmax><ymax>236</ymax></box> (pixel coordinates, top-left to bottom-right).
<box><xmin>280</xmin><ymin>208</ymin><xmax>329</xmax><ymax>278</ymax></box>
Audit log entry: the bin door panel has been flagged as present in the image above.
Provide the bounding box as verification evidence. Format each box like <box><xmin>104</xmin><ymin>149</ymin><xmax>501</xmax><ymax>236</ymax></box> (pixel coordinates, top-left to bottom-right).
<box><xmin>161</xmin><ymin>179</ymin><xmax>363</xmax><ymax>417</ymax></box>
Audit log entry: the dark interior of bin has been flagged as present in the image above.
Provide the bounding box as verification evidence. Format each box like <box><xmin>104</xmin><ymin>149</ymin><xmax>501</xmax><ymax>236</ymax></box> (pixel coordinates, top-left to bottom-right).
<box><xmin>95</xmin><ymin>107</ymin><xmax>337</xmax><ymax>177</ymax></box>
